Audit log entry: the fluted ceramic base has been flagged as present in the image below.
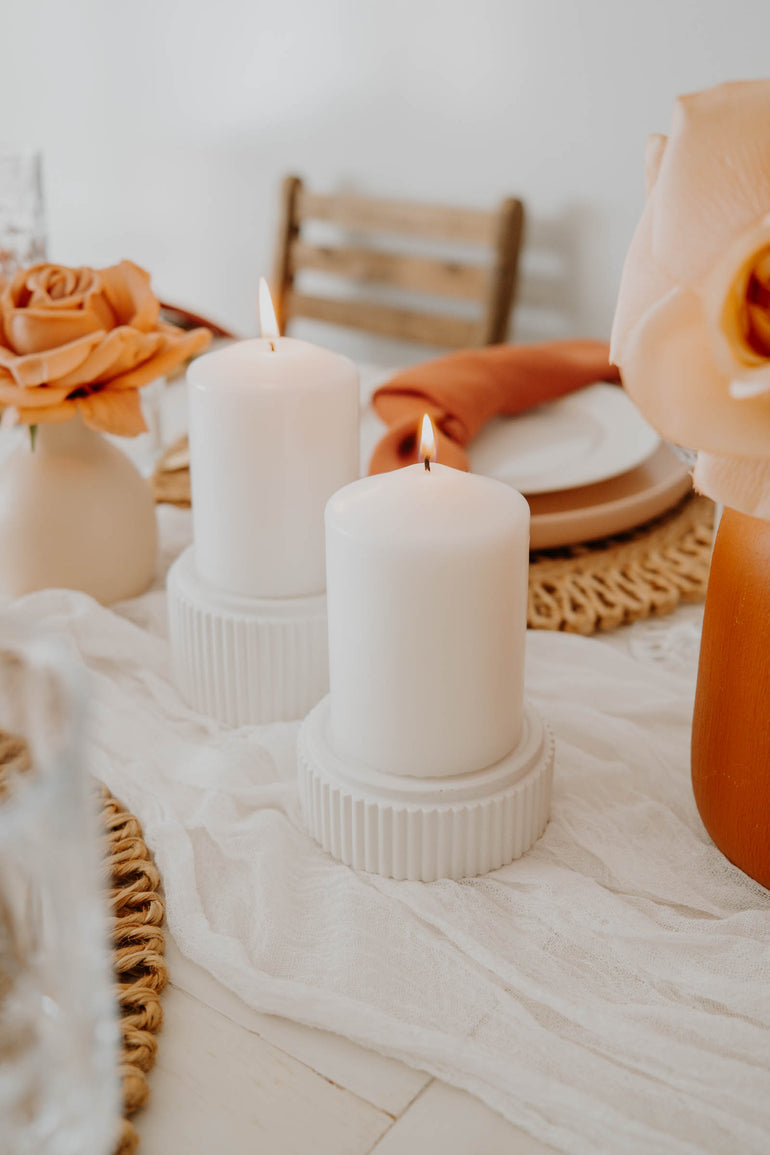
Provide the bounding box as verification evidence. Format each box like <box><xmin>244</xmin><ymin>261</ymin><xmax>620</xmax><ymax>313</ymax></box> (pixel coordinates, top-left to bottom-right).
<box><xmin>167</xmin><ymin>546</ymin><xmax>328</xmax><ymax>726</ymax></box>
<box><xmin>298</xmin><ymin>697</ymin><xmax>553</xmax><ymax>881</ymax></box>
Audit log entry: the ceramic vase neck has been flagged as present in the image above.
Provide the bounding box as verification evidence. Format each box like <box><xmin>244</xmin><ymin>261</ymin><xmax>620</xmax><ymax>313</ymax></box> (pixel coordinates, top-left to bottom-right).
<box><xmin>0</xmin><ymin>411</ymin><xmax>157</xmax><ymax>601</ymax></box>
<box><xmin>34</xmin><ymin>414</ymin><xmax>101</xmax><ymax>454</ymax></box>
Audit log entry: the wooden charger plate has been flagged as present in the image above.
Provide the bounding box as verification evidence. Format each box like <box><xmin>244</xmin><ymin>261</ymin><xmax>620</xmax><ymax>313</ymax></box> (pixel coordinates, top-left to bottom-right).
<box><xmin>527</xmin><ymin>443</ymin><xmax>692</xmax><ymax>551</ymax></box>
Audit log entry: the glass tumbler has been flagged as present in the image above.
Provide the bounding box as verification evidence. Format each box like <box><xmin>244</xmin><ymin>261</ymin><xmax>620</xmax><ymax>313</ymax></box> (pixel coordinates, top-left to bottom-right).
<box><xmin>0</xmin><ymin>149</ymin><xmax>46</xmax><ymax>278</ymax></box>
<box><xmin>0</xmin><ymin>620</ymin><xmax>119</xmax><ymax>1155</ymax></box>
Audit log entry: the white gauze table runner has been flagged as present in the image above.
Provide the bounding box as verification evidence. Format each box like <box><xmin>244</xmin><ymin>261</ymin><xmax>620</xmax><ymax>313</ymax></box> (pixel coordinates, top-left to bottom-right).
<box><xmin>9</xmin><ymin>506</ymin><xmax>770</xmax><ymax>1155</ymax></box>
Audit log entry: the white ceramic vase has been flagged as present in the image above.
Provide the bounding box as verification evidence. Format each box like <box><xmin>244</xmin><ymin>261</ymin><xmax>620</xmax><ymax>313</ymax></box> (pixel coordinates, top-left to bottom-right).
<box><xmin>0</xmin><ymin>416</ymin><xmax>158</xmax><ymax>603</ymax></box>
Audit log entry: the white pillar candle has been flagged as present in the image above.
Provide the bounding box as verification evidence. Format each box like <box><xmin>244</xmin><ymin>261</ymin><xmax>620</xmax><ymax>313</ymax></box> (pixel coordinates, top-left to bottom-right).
<box><xmin>187</xmin><ymin>285</ymin><xmax>359</xmax><ymax>599</ymax></box>
<box><xmin>325</xmin><ymin>425</ymin><xmax>530</xmax><ymax>779</ymax></box>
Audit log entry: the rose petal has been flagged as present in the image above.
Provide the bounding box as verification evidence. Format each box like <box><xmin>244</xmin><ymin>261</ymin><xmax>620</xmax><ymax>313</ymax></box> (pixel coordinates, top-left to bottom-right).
<box><xmin>701</xmin><ymin>216</ymin><xmax>770</xmax><ymax>377</ymax></box>
<box><xmin>620</xmin><ymin>284</ymin><xmax>770</xmax><ymax>456</ymax></box>
<box><xmin>0</xmin><ymin>380</ymin><xmax>73</xmax><ymax>408</ymax></box>
<box><xmin>77</xmin><ymin>387</ymin><xmax>147</xmax><ymax>436</ymax></box>
<box><xmin>4</xmin><ymin>306</ymin><xmax>108</xmax><ymax>356</ymax></box>
<box><xmin>651</xmin><ymin>81</ymin><xmax>770</xmax><ymax>285</ymax></box>
<box><xmin>747</xmin><ymin>301</ymin><xmax>770</xmax><ymax>353</ymax></box>
<box><xmin>644</xmin><ymin>133</ymin><xmax>667</xmax><ymax>196</ymax></box>
<box><xmin>12</xmin><ymin>399</ymin><xmax>78</xmax><ymax>425</ymax></box>
<box><xmin>102</xmin><ymin>326</ymin><xmax>210</xmax><ymax>391</ymax></box>
<box><xmin>26</xmin><ymin>265</ymin><xmax>96</xmax><ymax>304</ymax></box>
<box><xmin>611</xmin><ymin>193</ymin><xmax>677</xmax><ymax>365</ymax></box>
<box><xmin>2</xmin><ymin>264</ymin><xmax>40</xmax><ymax>308</ymax></box>
<box><xmin>13</xmin><ymin>265</ymin><xmax>115</xmax><ymax>335</ymax></box>
<box><xmin>25</xmin><ymin>264</ymin><xmax>99</xmax><ymax>311</ymax></box>
<box><xmin>27</xmin><ymin>289</ymin><xmax>89</xmax><ymax>310</ymax></box>
<box><xmin>0</xmin><ymin>270</ymin><xmax>7</xmax><ymax>345</ymax></box>
<box><xmin>693</xmin><ymin>450</ymin><xmax>770</xmax><ymax>519</ymax></box>
<box><xmin>730</xmin><ymin>376</ymin><xmax>770</xmax><ymax>400</ymax></box>
<box><xmin>100</xmin><ymin>261</ymin><xmax>160</xmax><ymax>331</ymax></box>
<box><xmin>0</xmin><ymin>330</ymin><xmax>105</xmax><ymax>387</ymax></box>
<box><xmin>51</xmin><ymin>327</ymin><xmax>163</xmax><ymax>391</ymax></box>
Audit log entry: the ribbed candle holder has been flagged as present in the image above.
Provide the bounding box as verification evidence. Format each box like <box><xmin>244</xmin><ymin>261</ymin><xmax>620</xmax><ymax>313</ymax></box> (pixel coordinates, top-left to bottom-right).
<box><xmin>297</xmin><ymin>698</ymin><xmax>554</xmax><ymax>882</ymax></box>
<box><xmin>167</xmin><ymin>546</ymin><xmax>328</xmax><ymax>726</ymax></box>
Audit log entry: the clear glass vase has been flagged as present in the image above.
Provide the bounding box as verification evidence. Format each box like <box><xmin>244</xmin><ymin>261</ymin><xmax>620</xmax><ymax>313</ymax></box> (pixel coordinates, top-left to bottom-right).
<box><xmin>0</xmin><ymin>149</ymin><xmax>46</xmax><ymax>278</ymax></box>
<box><xmin>0</xmin><ymin>620</ymin><xmax>119</xmax><ymax>1155</ymax></box>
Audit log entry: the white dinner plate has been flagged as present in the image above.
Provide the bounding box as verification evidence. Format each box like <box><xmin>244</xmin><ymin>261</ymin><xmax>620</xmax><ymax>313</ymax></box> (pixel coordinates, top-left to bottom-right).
<box><xmin>467</xmin><ymin>383</ymin><xmax>660</xmax><ymax>495</ymax></box>
<box><xmin>526</xmin><ymin>444</ymin><xmax>693</xmax><ymax>550</ymax></box>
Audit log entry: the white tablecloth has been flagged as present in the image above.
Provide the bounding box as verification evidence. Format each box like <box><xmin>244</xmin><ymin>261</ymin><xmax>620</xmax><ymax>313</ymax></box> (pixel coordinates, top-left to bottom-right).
<box><xmin>8</xmin><ymin>504</ymin><xmax>770</xmax><ymax>1155</ymax></box>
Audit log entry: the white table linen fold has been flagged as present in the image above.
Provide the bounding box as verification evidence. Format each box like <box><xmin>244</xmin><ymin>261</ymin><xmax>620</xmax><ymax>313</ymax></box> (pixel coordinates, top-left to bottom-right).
<box><xmin>7</xmin><ymin>506</ymin><xmax>769</xmax><ymax>1155</ymax></box>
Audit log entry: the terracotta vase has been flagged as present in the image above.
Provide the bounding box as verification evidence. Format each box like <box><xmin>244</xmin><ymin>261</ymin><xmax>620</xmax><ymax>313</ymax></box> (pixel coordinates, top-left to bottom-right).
<box><xmin>0</xmin><ymin>417</ymin><xmax>158</xmax><ymax>603</ymax></box>
<box><xmin>691</xmin><ymin>507</ymin><xmax>770</xmax><ymax>889</ymax></box>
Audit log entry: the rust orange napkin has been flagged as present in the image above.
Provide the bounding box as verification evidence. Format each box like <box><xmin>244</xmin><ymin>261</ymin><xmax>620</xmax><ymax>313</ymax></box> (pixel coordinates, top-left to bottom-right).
<box><xmin>369</xmin><ymin>339</ymin><xmax>621</xmax><ymax>473</ymax></box>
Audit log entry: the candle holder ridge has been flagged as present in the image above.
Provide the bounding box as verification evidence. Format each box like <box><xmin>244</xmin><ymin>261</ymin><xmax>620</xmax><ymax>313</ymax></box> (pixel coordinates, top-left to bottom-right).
<box><xmin>167</xmin><ymin>545</ymin><xmax>328</xmax><ymax>726</ymax></box>
<box><xmin>297</xmin><ymin>697</ymin><xmax>553</xmax><ymax>881</ymax></box>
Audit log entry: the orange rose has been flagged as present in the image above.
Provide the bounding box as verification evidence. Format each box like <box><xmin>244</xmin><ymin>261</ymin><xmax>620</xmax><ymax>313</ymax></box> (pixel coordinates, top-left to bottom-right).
<box><xmin>0</xmin><ymin>261</ymin><xmax>211</xmax><ymax>436</ymax></box>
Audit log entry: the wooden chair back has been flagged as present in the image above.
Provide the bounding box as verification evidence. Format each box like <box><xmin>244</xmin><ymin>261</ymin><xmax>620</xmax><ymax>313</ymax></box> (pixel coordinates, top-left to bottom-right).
<box><xmin>271</xmin><ymin>176</ymin><xmax>524</xmax><ymax>348</ymax></box>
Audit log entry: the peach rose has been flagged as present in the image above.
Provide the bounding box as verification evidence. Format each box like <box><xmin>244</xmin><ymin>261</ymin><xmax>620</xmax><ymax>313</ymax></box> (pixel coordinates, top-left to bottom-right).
<box><xmin>611</xmin><ymin>81</ymin><xmax>770</xmax><ymax>519</ymax></box>
<box><xmin>0</xmin><ymin>260</ymin><xmax>211</xmax><ymax>436</ymax></box>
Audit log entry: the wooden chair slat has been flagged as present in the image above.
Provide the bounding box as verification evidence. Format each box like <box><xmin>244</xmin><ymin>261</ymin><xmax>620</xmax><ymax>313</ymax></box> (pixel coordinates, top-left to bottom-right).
<box><xmin>297</xmin><ymin>189</ymin><xmax>497</xmax><ymax>246</ymax></box>
<box><xmin>271</xmin><ymin>175</ymin><xmax>303</xmax><ymax>335</ymax></box>
<box><xmin>291</xmin><ymin>241</ymin><xmax>490</xmax><ymax>302</ymax></box>
<box><xmin>481</xmin><ymin>198</ymin><xmax>525</xmax><ymax>345</ymax></box>
<box><xmin>286</xmin><ymin>291</ymin><xmax>481</xmax><ymax>348</ymax></box>
<box><xmin>271</xmin><ymin>176</ymin><xmax>524</xmax><ymax>348</ymax></box>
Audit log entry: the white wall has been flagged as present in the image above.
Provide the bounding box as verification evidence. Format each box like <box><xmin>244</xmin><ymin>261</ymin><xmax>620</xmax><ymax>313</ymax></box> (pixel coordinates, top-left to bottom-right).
<box><xmin>2</xmin><ymin>0</ymin><xmax>768</xmax><ymax>361</ymax></box>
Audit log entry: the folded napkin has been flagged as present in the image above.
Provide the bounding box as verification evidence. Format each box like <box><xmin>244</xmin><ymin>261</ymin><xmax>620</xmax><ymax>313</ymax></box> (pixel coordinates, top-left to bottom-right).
<box><xmin>369</xmin><ymin>339</ymin><xmax>621</xmax><ymax>473</ymax></box>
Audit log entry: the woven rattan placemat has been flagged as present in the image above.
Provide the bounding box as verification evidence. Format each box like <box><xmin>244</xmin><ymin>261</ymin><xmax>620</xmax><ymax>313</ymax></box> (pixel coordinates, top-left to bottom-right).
<box><xmin>154</xmin><ymin>441</ymin><xmax>714</xmax><ymax>635</ymax></box>
<box><xmin>0</xmin><ymin>734</ymin><xmax>166</xmax><ymax>1155</ymax></box>
<box><xmin>151</xmin><ymin>437</ymin><xmax>192</xmax><ymax>508</ymax></box>
<box><xmin>528</xmin><ymin>494</ymin><xmax>714</xmax><ymax>634</ymax></box>
<box><xmin>99</xmin><ymin>784</ymin><xmax>166</xmax><ymax>1155</ymax></box>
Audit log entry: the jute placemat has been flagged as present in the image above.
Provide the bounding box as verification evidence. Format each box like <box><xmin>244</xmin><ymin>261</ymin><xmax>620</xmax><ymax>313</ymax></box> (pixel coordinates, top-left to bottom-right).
<box><xmin>154</xmin><ymin>439</ymin><xmax>714</xmax><ymax>636</ymax></box>
<box><xmin>528</xmin><ymin>494</ymin><xmax>714</xmax><ymax>634</ymax></box>
<box><xmin>99</xmin><ymin>784</ymin><xmax>167</xmax><ymax>1155</ymax></box>
<box><xmin>151</xmin><ymin>437</ymin><xmax>192</xmax><ymax>507</ymax></box>
<box><xmin>0</xmin><ymin>734</ymin><xmax>166</xmax><ymax>1155</ymax></box>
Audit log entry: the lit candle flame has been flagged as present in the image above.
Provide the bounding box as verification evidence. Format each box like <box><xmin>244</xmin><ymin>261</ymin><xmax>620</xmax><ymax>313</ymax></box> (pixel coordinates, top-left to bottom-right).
<box><xmin>258</xmin><ymin>277</ymin><xmax>279</xmax><ymax>344</ymax></box>
<box><xmin>420</xmin><ymin>413</ymin><xmax>437</xmax><ymax>471</ymax></box>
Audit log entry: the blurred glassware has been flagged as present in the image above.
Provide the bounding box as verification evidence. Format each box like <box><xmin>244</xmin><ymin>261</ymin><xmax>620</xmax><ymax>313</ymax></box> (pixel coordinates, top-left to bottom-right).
<box><xmin>0</xmin><ymin>149</ymin><xmax>46</xmax><ymax>278</ymax></box>
<box><xmin>665</xmin><ymin>441</ymin><xmax>723</xmax><ymax>541</ymax></box>
<box><xmin>131</xmin><ymin>309</ymin><xmax>233</xmax><ymax>476</ymax></box>
<box><xmin>0</xmin><ymin>620</ymin><xmax>119</xmax><ymax>1155</ymax></box>
<box><xmin>667</xmin><ymin>442</ymin><xmax>698</xmax><ymax>469</ymax></box>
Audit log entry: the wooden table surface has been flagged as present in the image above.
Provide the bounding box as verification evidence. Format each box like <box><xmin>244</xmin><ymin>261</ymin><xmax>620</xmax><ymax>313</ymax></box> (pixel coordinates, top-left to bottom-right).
<box><xmin>137</xmin><ymin>937</ymin><xmax>558</xmax><ymax>1155</ymax></box>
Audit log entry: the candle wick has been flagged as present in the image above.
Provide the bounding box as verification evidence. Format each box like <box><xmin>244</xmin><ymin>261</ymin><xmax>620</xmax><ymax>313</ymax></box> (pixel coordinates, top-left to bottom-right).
<box><xmin>269</xmin><ymin>340</ymin><xmax>276</xmax><ymax>352</ymax></box>
<box><xmin>424</xmin><ymin>457</ymin><xmax>431</xmax><ymax>472</ymax></box>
